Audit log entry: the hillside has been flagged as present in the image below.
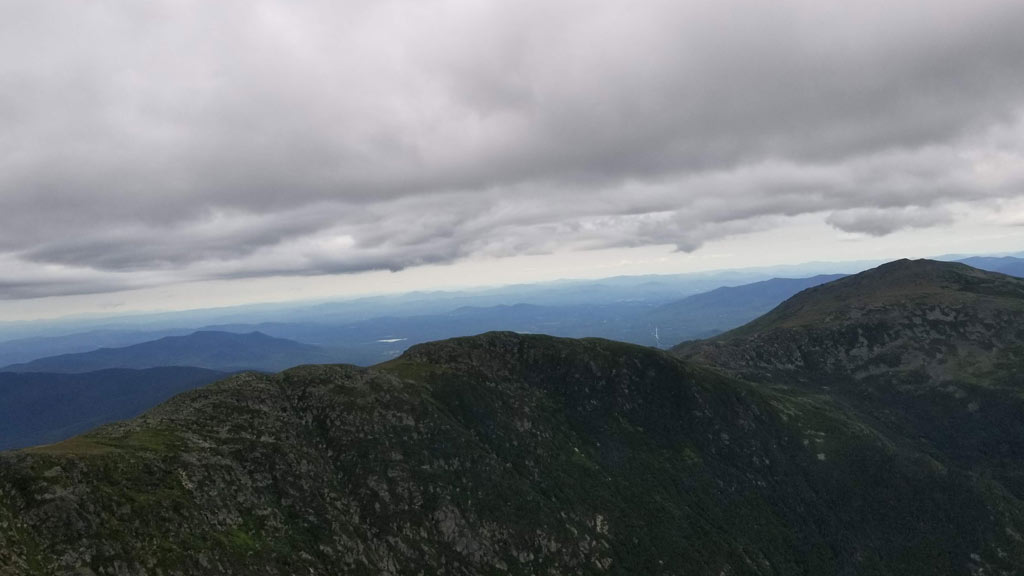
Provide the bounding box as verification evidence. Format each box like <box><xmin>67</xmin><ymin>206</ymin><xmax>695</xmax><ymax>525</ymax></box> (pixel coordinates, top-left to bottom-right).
<box><xmin>649</xmin><ymin>274</ymin><xmax>846</xmax><ymax>343</ymax></box>
<box><xmin>3</xmin><ymin>331</ymin><xmax>1024</xmax><ymax>574</ymax></box>
<box><xmin>678</xmin><ymin>259</ymin><xmax>1024</xmax><ymax>374</ymax></box>
<box><xmin>2</xmin><ymin>331</ymin><xmax>337</xmax><ymax>373</ymax></box>
<box><xmin>0</xmin><ymin>367</ymin><xmax>226</xmax><ymax>451</ymax></box>
<box><xmin>676</xmin><ymin>259</ymin><xmax>1024</xmax><ymax>505</ymax></box>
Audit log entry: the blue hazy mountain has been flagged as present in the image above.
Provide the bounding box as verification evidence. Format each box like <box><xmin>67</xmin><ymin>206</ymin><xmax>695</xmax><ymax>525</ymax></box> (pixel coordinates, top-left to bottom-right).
<box><xmin>2</xmin><ymin>331</ymin><xmax>337</xmax><ymax>373</ymax></box>
<box><xmin>202</xmin><ymin>276</ymin><xmax>849</xmax><ymax>363</ymax></box>
<box><xmin>0</xmin><ymin>274</ymin><xmax>869</xmax><ymax>369</ymax></box>
<box><xmin>2</xmin><ymin>255</ymin><xmax>1017</xmax><ymax>370</ymax></box>
<box><xmin>1</xmin><ymin>255</ymin><xmax>1016</xmax><ymax>349</ymax></box>
<box><xmin>0</xmin><ymin>328</ymin><xmax>194</xmax><ymax>367</ymax></box>
<box><xmin>0</xmin><ymin>366</ymin><xmax>225</xmax><ymax>450</ymax></box>
<box><xmin>0</xmin><ymin>259</ymin><xmax>887</xmax><ymax>343</ymax></box>
<box><xmin>647</xmin><ymin>274</ymin><xmax>848</xmax><ymax>343</ymax></box>
<box><xmin>955</xmin><ymin>256</ymin><xmax>1024</xmax><ymax>278</ymax></box>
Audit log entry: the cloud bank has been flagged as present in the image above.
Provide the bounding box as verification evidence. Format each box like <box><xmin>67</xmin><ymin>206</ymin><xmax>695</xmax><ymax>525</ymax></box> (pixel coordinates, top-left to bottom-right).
<box><xmin>2</xmin><ymin>0</ymin><xmax>1024</xmax><ymax>297</ymax></box>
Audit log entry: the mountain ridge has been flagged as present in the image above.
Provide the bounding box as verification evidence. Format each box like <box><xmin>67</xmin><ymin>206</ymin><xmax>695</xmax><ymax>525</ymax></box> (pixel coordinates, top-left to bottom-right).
<box><xmin>709</xmin><ymin>258</ymin><xmax>1024</xmax><ymax>340</ymax></box>
<box><xmin>674</xmin><ymin>258</ymin><xmax>1024</xmax><ymax>511</ymax></box>
<box><xmin>2</xmin><ymin>330</ymin><xmax>337</xmax><ymax>373</ymax></box>
<box><xmin>648</xmin><ymin>274</ymin><xmax>847</xmax><ymax>342</ymax></box>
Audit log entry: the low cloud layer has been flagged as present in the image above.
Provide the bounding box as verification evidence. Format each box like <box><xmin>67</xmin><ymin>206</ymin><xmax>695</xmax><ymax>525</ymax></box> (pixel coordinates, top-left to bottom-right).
<box><xmin>3</xmin><ymin>0</ymin><xmax>1024</xmax><ymax>298</ymax></box>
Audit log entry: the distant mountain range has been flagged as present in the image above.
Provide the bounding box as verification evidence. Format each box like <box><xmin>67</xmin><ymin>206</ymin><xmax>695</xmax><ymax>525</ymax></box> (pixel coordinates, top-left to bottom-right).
<box><xmin>3</xmin><ymin>257</ymin><xmax>1017</xmax><ymax>456</ymax></box>
<box><xmin>1</xmin><ymin>330</ymin><xmax>338</xmax><ymax>373</ymax></box>
<box><xmin>1</xmin><ymin>255</ymin><xmax>1020</xmax><ymax>368</ymax></box>
<box><xmin>648</xmin><ymin>274</ymin><xmax>847</xmax><ymax>342</ymax></box>
<box><xmin>6</xmin><ymin>259</ymin><xmax>1024</xmax><ymax>573</ymax></box>
<box><xmin>0</xmin><ymin>275</ymin><xmax>859</xmax><ymax>370</ymax></box>
<box><xmin>0</xmin><ymin>258</ymin><xmax>879</xmax><ymax>342</ymax></box>
<box><xmin>0</xmin><ymin>328</ymin><xmax>192</xmax><ymax>368</ymax></box>
<box><xmin>5</xmin><ymin>255</ymin><xmax>924</xmax><ymax>352</ymax></box>
<box><xmin>954</xmin><ymin>255</ymin><xmax>1024</xmax><ymax>278</ymax></box>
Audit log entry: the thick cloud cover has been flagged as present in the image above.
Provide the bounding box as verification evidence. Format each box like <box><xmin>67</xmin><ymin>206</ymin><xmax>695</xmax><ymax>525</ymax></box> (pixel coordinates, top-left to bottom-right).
<box><xmin>2</xmin><ymin>0</ymin><xmax>1024</xmax><ymax>297</ymax></box>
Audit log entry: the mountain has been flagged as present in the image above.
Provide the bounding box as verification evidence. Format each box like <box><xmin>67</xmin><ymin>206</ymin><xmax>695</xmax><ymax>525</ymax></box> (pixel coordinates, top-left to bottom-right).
<box><xmin>0</xmin><ymin>328</ymin><xmax>192</xmax><ymax>367</ymax></box>
<box><xmin>956</xmin><ymin>255</ymin><xmax>1024</xmax><ymax>278</ymax></box>
<box><xmin>0</xmin><ymin>367</ymin><xmax>225</xmax><ymax>451</ymax></box>
<box><xmin>675</xmin><ymin>259</ymin><xmax>1024</xmax><ymax>515</ymax></box>
<box><xmin>686</xmin><ymin>258</ymin><xmax>1024</xmax><ymax>341</ymax></box>
<box><xmin>0</xmin><ymin>257</ymin><xmax>889</xmax><ymax>368</ymax></box>
<box><xmin>0</xmin><ymin>272</ymin><xmax>868</xmax><ymax>367</ymax></box>
<box><xmin>4</xmin><ymin>329</ymin><xmax>1024</xmax><ymax>574</ymax></box>
<box><xmin>1</xmin><ymin>330</ymin><xmax>338</xmax><ymax>373</ymax></box>
<box><xmin>0</xmin><ymin>258</ymin><xmax>884</xmax><ymax>344</ymax></box>
<box><xmin>648</xmin><ymin>274</ymin><xmax>846</xmax><ymax>344</ymax></box>
<box><xmin>210</xmin><ymin>301</ymin><xmax>666</xmax><ymax>362</ymax></box>
<box><xmin>190</xmin><ymin>275</ymin><xmax>853</xmax><ymax>364</ymax></box>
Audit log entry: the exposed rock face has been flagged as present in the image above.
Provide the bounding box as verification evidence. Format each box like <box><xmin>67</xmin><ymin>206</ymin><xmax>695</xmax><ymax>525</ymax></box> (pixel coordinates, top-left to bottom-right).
<box><xmin>4</xmin><ymin>260</ymin><xmax>1024</xmax><ymax>575</ymax></box>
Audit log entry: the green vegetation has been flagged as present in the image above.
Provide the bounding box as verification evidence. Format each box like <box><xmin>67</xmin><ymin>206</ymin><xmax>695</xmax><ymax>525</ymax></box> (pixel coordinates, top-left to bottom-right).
<box><xmin>4</xmin><ymin>260</ymin><xmax>1024</xmax><ymax>574</ymax></box>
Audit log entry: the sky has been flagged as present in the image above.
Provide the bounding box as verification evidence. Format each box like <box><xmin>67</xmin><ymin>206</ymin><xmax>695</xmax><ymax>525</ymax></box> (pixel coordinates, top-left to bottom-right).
<box><xmin>2</xmin><ymin>0</ymin><xmax>1024</xmax><ymax>320</ymax></box>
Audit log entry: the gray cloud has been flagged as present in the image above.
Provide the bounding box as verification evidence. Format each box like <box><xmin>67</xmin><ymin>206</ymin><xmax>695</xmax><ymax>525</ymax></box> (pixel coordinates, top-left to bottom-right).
<box><xmin>826</xmin><ymin>207</ymin><xmax>955</xmax><ymax>236</ymax></box>
<box><xmin>2</xmin><ymin>0</ymin><xmax>1024</xmax><ymax>298</ymax></box>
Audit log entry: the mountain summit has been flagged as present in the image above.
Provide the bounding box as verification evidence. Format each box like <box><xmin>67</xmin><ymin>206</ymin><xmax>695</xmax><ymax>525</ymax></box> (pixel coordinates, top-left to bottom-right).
<box><xmin>720</xmin><ymin>258</ymin><xmax>1024</xmax><ymax>337</ymax></box>
<box><xmin>676</xmin><ymin>258</ymin><xmax>1024</xmax><ymax>383</ymax></box>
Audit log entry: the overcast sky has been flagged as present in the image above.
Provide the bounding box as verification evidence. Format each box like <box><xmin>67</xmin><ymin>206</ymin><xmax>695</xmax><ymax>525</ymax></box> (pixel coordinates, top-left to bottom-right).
<box><xmin>3</xmin><ymin>0</ymin><xmax>1024</xmax><ymax>319</ymax></box>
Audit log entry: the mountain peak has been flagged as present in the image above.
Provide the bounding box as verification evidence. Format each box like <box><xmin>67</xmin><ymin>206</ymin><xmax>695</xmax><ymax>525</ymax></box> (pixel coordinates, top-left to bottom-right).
<box><xmin>720</xmin><ymin>259</ymin><xmax>1024</xmax><ymax>336</ymax></box>
<box><xmin>858</xmin><ymin>257</ymin><xmax>982</xmax><ymax>282</ymax></box>
<box><xmin>397</xmin><ymin>330</ymin><xmax>663</xmax><ymax>378</ymax></box>
<box><xmin>809</xmin><ymin>257</ymin><xmax>1000</xmax><ymax>296</ymax></box>
<box><xmin>674</xmin><ymin>258</ymin><xmax>1024</xmax><ymax>396</ymax></box>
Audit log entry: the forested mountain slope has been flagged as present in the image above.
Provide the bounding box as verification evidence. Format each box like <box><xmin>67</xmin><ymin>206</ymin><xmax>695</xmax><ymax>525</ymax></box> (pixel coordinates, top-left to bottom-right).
<box><xmin>3</xmin><ymin>327</ymin><xmax>1023</xmax><ymax>574</ymax></box>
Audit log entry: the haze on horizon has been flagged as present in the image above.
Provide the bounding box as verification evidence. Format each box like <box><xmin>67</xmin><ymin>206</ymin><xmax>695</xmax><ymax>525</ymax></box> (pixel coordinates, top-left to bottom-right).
<box><xmin>3</xmin><ymin>0</ymin><xmax>1024</xmax><ymax>320</ymax></box>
